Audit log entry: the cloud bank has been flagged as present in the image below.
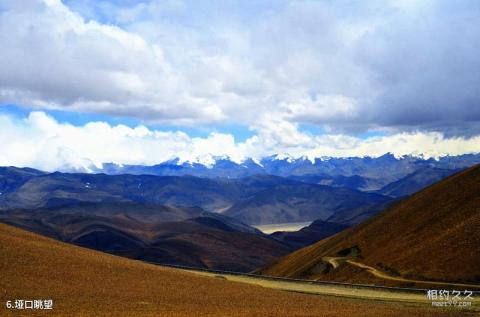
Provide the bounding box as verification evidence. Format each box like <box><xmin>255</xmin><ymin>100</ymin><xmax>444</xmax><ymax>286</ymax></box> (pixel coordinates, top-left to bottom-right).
<box><xmin>1</xmin><ymin>112</ymin><xmax>479</xmax><ymax>172</ymax></box>
<box><xmin>1</xmin><ymin>0</ymin><xmax>479</xmax><ymax>135</ymax></box>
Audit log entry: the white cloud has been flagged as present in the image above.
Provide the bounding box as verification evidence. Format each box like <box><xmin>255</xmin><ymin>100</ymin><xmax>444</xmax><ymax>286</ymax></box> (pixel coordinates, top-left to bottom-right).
<box><xmin>0</xmin><ymin>112</ymin><xmax>222</xmax><ymax>170</ymax></box>
<box><xmin>0</xmin><ymin>0</ymin><xmax>479</xmax><ymax>135</ymax></box>
<box><xmin>0</xmin><ymin>112</ymin><xmax>479</xmax><ymax>172</ymax></box>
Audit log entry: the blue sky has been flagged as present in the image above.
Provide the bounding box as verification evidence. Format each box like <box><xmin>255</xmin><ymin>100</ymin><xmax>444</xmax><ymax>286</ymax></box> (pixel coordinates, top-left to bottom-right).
<box><xmin>0</xmin><ymin>104</ymin><xmax>255</xmax><ymax>141</ymax></box>
<box><xmin>0</xmin><ymin>104</ymin><xmax>379</xmax><ymax>142</ymax></box>
<box><xmin>0</xmin><ymin>0</ymin><xmax>479</xmax><ymax>171</ymax></box>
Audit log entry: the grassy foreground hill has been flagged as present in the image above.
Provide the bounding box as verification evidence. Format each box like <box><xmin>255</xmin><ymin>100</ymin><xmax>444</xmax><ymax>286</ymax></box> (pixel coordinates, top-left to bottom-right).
<box><xmin>260</xmin><ymin>165</ymin><xmax>480</xmax><ymax>288</ymax></box>
<box><xmin>0</xmin><ymin>222</ymin><xmax>460</xmax><ymax>316</ymax></box>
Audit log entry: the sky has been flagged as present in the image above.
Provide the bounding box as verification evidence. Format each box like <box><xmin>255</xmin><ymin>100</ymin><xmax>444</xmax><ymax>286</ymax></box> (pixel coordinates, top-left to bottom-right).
<box><xmin>0</xmin><ymin>0</ymin><xmax>479</xmax><ymax>171</ymax></box>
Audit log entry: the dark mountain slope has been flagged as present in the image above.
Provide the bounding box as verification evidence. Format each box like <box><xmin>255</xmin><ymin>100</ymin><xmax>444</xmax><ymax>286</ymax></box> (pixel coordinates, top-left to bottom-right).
<box><xmin>0</xmin><ymin>202</ymin><xmax>287</xmax><ymax>272</ymax></box>
<box><xmin>0</xmin><ymin>172</ymin><xmax>243</xmax><ymax>211</ymax></box>
<box><xmin>288</xmin><ymin>174</ymin><xmax>383</xmax><ymax>191</ymax></box>
<box><xmin>377</xmin><ymin>167</ymin><xmax>458</xmax><ymax>198</ymax></box>
<box><xmin>0</xmin><ymin>170</ymin><xmax>393</xmax><ymax>225</ymax></box>
<box><xmin>0</xmin><ymin>166</ymin><xmax>45</xmax><ymax>194</ymax></box>
<box><xmin>325</xmin><ymin>198</ymin><xmax>395</xmax><ymax>225</ymax></box>
<box><xmin>224</xmin><ymin>184</ymin><xmax>392</xmax><ymax>225</ymax></box>
<box><xmin>0</xmin><ymin>172</ymin><xmax>302</xmax><ymax>212</ymax></box>
<box><xmin>270</xmin><ymin>220</ymin><xmax>349</xmax><ymax>249</ymax></box>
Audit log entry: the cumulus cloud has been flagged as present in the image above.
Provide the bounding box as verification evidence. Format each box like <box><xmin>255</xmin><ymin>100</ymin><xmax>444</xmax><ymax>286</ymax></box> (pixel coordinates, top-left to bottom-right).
<box><xmin>0</xmin><ymin>0</ymin><xmax>227</xmax><ymax>125</ymax></box>
<box><xmin>0</xmin><ymin>111</ymin><xmax>479</xmax><ymax>172</ymax></box>
<box><xmin>0</xmin><ymin>0</ymin><xmax>479</xmax><ymax>135</ymax></box>
<box><xmin>0</xmin><ymin>111</ymin><xmax>237</xmax><ymax>171</ymax></box>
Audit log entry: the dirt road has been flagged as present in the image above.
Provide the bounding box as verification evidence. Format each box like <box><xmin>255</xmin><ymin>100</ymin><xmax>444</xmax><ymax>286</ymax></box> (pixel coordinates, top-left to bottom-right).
<box><xmin>320</xmin><ymin>256</ymin><xmax>480</xmax><ymax>289</ymax></box>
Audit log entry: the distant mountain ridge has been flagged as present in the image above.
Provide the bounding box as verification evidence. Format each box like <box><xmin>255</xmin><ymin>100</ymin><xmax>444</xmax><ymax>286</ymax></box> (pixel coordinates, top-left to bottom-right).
<box><xmin>0</xmin><ymin>170</ymin><xmax>393</xmax><ymax>225</ymax></box>
<box><xmin>223</xmin><ymin>184</ymin><xmax>391</xmax><ymax>225</ymax></box>
<box><xmin>92</xmin><ymin>153</ymin><xmax>480</xmax><ymax>191</ymax></box>
<box><xmin>377</xmin><ymin>167</ymin><xmax>458</xmax><ymax>198</ymax></box>
<box><xmin>270</xmin><ymin>220</ymin><xmax>350</xmax><ymax>249</ymax></box>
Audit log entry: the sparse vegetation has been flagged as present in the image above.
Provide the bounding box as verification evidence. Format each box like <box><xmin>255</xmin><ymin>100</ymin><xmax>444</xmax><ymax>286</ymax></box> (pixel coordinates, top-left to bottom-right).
<box><xmin>0</xmin><ymin>222</ymin><xmax>466</xmax><ymax>316</ymax></box>
<box><xmin>260</xmin><ymin>165</ymin><xmax>480</xmax><ymax>288</ymax></box>
<box><xmin>376</xmin><ymin>262</ymin><xmax>401</xmax><ymax>277</ymax></box>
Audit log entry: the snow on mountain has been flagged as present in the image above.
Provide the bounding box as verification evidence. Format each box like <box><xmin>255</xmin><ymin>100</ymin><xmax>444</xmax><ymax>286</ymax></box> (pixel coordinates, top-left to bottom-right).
<box><xmin>87</xmin><ymin>152</ymin><xmax>480</xmax><ymax>186</ymax></box>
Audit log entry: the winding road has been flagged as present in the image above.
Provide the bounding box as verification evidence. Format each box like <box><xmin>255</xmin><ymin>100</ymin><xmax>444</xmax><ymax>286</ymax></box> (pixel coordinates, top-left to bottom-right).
<box><xmin>321</xmin><ymin>256</ymin><xmax>480</xmax><ymax>289</ymax></box>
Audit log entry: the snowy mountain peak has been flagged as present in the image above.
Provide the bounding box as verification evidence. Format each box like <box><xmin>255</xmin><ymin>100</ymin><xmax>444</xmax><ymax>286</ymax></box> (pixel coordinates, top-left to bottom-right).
<box><xmin>272</xmin><ymin>153</ymin><xmax>296</xmax><ymax>162</ymax></box>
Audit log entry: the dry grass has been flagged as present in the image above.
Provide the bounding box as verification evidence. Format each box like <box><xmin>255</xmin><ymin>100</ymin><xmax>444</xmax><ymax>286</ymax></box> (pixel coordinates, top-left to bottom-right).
<box><xmin>0</xmin><ymin>223</ymin><xmax>468</xmax><ymax>316</ymax></box>
<box><xmin>261</xmin><ymin>165</ymin><xmax>480</xmax><ymax>287</ymax></box>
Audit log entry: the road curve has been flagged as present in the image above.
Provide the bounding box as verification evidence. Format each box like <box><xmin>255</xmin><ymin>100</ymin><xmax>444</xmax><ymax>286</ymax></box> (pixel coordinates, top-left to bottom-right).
<box><xmin>347</xmin><ymin>260</ymin><xmax>480</xmax><ymax>289</ymax></box>
<box><xmin>320</xmin><ymin>256</ymin><xmax>480</xmax><ymax>289</ymax></box>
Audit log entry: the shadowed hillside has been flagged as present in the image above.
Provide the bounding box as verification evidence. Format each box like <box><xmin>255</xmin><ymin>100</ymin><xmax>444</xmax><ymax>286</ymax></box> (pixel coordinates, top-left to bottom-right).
<box><xmin>0</xmin><ymin>202</ymin><xmax>289</xmax><ymax>272</ymax></box>
<box><xmin>377</xmin><ymin>167</ymin><xmax>458</xmax><ymax>198</ymax></box>
<box><xmin>270</xmin><ymin>220</ymin><xmax>349</xmax><ymax>249</ymax></box>
<box><xmin>223</xmin><ymin>184</ymin><xmax>392</xmax><ymax>225</ymax></box>
<box><xmin>288</xmin><ymin>173</ymin><xmax>384</xmax><ymax>191</ymax></box>
<box><xmin>0</xmin><ymin>169</ymin><xmax>393</xmax><ymax>225</ymax></box>
<box><xmin>260</xmin><ymin>165</ymin><xmax>480</xmax><ymax>287</ymax></box>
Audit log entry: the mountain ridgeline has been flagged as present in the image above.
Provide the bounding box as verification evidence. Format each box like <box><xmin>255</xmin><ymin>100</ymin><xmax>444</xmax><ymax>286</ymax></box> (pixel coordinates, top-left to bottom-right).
<box><xmin>94</xmin><ymin>153</ymin><xmax>480</xmax><ymax>191</ymax></box>
<box><xmin>0</xmin><ymin>171</ymin><xmax>393</xmax><ymax>225</ymax></box>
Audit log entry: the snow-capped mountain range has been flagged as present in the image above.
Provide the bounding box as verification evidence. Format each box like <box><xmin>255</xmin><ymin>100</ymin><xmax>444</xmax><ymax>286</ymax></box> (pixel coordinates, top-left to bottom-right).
<box><xmin>92</xmin><ymin>152</ymin><xmax>480</xmax><ymax>186</ymax></box>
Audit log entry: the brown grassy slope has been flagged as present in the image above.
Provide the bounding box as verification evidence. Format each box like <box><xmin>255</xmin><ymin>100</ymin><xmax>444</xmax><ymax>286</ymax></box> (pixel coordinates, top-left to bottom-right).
<box><xmin>0</xmin><ymin>223</ymin><xmax>462</xmax><ymax>317</ymax></box>
<box><xmin>260</xmin><ymin>165</ymin><xmax>480</xmax><ymax>285</ymax></box>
